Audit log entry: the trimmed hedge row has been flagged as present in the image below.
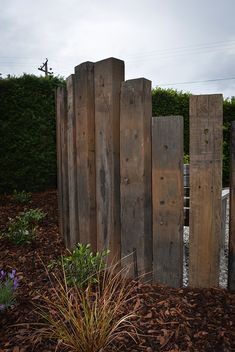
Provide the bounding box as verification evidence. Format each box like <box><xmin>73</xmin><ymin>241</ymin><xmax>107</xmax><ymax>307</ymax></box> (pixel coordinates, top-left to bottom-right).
<box><xmin>0</xmin><ymin>76</ymin><xmax>234</xmax><ymax>194</ymax></box>
<box><xmin>0</xmin><ymin>74</ymin><xmax>64</xmax><ymax>194</ymax></box>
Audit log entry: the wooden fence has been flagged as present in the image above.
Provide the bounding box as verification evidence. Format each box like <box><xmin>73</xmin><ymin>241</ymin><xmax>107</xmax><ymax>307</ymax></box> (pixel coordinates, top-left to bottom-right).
<box><xmin>56</xmin><ymin>57</ymin><xmax>235</xmax><ymax>290</ymax></box>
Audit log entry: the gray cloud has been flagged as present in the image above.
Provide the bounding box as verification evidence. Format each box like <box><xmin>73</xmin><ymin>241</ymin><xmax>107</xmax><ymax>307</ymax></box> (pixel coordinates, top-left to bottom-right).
<box><xmin>0</xmin><ymin>0</ymin><xmax>235</xmax><ymax>97</ymax></box>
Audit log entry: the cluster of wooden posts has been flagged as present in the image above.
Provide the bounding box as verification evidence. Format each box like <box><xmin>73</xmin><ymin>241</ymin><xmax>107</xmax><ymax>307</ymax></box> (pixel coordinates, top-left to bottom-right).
<box><xmin>56</xmin><ymin>57</ymin><xmax>235</xmax><ymax>290</ymax></box>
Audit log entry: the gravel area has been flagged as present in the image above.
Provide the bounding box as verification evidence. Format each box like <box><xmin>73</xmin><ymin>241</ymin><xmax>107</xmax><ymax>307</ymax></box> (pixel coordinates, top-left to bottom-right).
<box><xmin>183</xmin><ymin>200</ymin><xmax>229</xmax><ymax>288</ymax></box>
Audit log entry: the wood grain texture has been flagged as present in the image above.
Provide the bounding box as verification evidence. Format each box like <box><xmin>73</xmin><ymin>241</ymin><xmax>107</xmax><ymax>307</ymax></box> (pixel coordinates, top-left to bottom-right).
<box><xmin>56</xmin><ymin>86</ymin><xmax>70</xmax><ymax>248</ymax></box>
<box><xmin>189</xmin><ymin>94</ymin><xmax>223</xmax><ymax>288</ymax></box>
<box><xmin>74</xmin><ymin>62</ymin><xmax>96</xmax><ymax>252</ymax></box>
<box><xmin>120</xmin><ymin>78</ymin><xmax>152</xmax><ymax>280</ymax></box>
<box><xmin>229</xmin><ymin>121</ymin><xmax>235</xmax><ymax>290</ymax></box>
<box><xmin>56</xmin><ymin>87</ymin><xmax>63</xmax><ymax>237</ymax></box>
<box><xmin>184</xmin><ymin>164</ymin><xmax>190</xmax><ymax>226</ymax></box>
<box><xmin>66</xmin><ymin>75</ymin><xmax>79</xmax><ymax>249</ymax></box>
<box><xmin>152</xmin><ymin>116</ymin><xmax>184</xmax><ymax>288</ymax></box>
<box><xmin>94</xmin><ymin>58</ymin><xmax>124</xmax><ymax>263</ymax></box>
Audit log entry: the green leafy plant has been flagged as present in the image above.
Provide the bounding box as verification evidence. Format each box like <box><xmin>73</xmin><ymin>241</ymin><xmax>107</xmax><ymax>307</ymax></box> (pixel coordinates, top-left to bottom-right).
<box><xmin>184</xmin><ymin>154</ymin><xmax>190</xmax><ymax>164</ymax></box>
<box><xmin>22</xmin><ymin>208</ymin><xmax>46</xmax><ymax>223</ymax></box>
<box><xmin>0</xmin><ymin>269</ymin><xmax>18</xmax><ymax>312</ymax></box>
<box><xmin>49</xmin><ymin>243</ymin><xmax>109</xmax><ymax>288</ymax></box>
<box><xmin>3</xmin><ymin>208</ymin><xmax>46</xmax><ymax>245</ymax></box>
<box><xmin>30</xmin><ymin>262</ymin><xmax>137</xmax><ymax>351</ymax></box>
<box><xmin>12</xmin><ymin>189</ymin><xmax>31</xmax><ymax>204</ymax></box>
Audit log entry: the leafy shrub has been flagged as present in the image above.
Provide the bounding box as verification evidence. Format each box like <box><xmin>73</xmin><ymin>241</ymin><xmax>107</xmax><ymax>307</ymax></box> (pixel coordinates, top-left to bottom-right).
<box><xmin>49</xmin><ymin>243</ymin><xmax>109</xmax><ymax>288</ymax></box>
<box><xmin>31</xmin><ymin>263</ymin><xmax>137</xmax><ymax>351</ymax></box>
<box><xmin>0</xmin><ymin>269</ymin><xmax>18</xmax><ymax>311</ymax></box>
<box><xmin>12</xmin><ymin>190</ymin><xmax>32</xmax><ymax>204</ymax></box>
<box><xmin>4</xmin><ymin>215</ymin><xmax>32</xmax><ymax>245</ymax></box>
<box><xmin>22</xmin><ymin>208</ymin><xmax>46</xmax><ymax>223</ymax></box>
<box><xmin>3</xmin><ymin>208</ymin><xmax>46</xmax><ymax>245</ymax></box>
<box><xmin>0</xmin><ymin>74</ymin><xmax>65</xmax><ymax>194</ymax></box>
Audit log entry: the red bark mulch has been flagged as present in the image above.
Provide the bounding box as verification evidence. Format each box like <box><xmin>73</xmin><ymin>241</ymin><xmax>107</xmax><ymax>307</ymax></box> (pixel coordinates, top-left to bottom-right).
<box><xmin>0</xmin><ymin>190</ymin><xmax>235</xmax><ymax>352</ymax></box>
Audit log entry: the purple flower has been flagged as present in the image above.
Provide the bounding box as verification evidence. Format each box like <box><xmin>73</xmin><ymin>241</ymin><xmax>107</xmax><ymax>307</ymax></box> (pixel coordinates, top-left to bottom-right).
<box><xmin>13</xmin><ymin>277</ymin><xmax>18</xmax><ymax>290</ymax></box>
<box><xmin>0</xmin><ymin>304</ymin><xmax>5</xmax><ymax>311</ymax></box>
<box><xmin>9</xmin><ymin>269</ymin><xmax>16</xmax><ymax>280</ymax></box>
<box><xmin>0</xmin><ymin>269</ymin><xmax>18</xmax><ymax>312</ymax></box>
<box><xmin>0</xmin><ymin>270</ymin><xmax>6</xmax><ymax>280</ymax></box>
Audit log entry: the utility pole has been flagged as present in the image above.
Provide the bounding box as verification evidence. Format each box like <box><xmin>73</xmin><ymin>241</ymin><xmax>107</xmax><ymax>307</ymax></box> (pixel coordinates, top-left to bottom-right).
<box><xmin>38</xmin><ymin>58</ymin><xmax>53</xmax><ymax>76</ymax></box>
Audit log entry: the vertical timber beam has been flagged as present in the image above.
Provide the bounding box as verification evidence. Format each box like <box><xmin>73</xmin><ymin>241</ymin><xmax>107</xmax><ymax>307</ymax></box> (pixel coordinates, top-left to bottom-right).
<box><xmin>66</xmin><ymin>75</ymin><xmax>79</xmax><ymax>249</ymax></box>
<box><xmin>152</xmin><ymin>116</ymin><xmax>184</xmax><ymax>288</ymax></box>
<box><xmin>120</xmin><ymin>78</ymin><xmax>152</xmax><ymax>280</ymax></box>
<box><xmin>56</xmin><ymin>87</ymin><xmax>63</xmax><ymax>236</ymax></box>
<box><xmin>94</xmin><ymin>58</ymin><xmax>124</xmax><ymax>263</ymax></box>
<box><xmin>229</xmin><ymin>121</ymin><xmax>235</xmax><ymax>290</ymax></box>
<box><xmin>56</xmin><ymin>86</ymin><xmax>70</xmax><ymax>247</ymax></box>
<box><xmin>74</xmin><ymin>62</ymin><xmax>96</xmax><ymax>252</ymax></box>
<box><xmin>189</xmin><ymin>94</ymin><xmax>223</xmax><ymax>288</ymax></box>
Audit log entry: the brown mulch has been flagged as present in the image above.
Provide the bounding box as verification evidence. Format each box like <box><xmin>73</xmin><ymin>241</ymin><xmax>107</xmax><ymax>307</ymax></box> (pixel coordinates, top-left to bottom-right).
<box><xmin>0</xmin><ymin>190</ymin><xmax>235</xmax><ymax>352</ymax></box>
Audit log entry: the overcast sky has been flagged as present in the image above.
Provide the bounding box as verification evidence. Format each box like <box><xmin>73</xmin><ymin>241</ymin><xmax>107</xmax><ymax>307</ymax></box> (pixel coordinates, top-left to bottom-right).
<box><xmin>1</xmin><ymin>0</ymin><xmax>235</xmax><ymax>98</ymax></box>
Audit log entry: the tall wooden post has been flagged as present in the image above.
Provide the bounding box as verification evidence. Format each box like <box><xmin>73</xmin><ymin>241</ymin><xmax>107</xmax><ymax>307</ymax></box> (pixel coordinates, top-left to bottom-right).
<box><xmin>66</xmin><ymin>75</ymin><xmax>79</xmax><ymax>249</ymax></box>
<box><xmin>74</xmin><ymin>62</ymin><xmax>96</xmax><ymax>251</ymax></box>
<box><xmin>94</xmin><ymin>58</ymin><xmax>124</xmax><ymax>262</ymax></box>
<box><xmin>56</xmin><ymin>86</ymin><xmax>70</xmax><ymax>247</ymax></box>
<box><xmin>229</xmin><ymin>121</ymin><xmax>235</xmax><ymax>290</ymax></box>
<box><xmin>189</xmin><ymin>94</ymin><xmax>223</xmax><ymax>288</ymax></box>
<box><xmin>120</xmin><ymin>78</ymin><xmax>152</xmax><ymax>280</ymax></box>
<box><xmin>152</xmin><ymin>116</ymin><xmax>184</xmax><ymax>288</ymax></box>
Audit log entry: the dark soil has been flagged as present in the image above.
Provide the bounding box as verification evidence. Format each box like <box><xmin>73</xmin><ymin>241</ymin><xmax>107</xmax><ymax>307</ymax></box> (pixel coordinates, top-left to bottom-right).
<box><xmin>0</xmin><ymin>190</ymin><xmax>235</xmax><ymax>352</ymax></box>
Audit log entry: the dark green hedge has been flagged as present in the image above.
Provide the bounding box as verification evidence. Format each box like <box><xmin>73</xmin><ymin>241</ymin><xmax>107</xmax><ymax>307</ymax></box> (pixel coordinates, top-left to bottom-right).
<box><xmin>152</xmin><ymin>87</ymin><xmax>235</xmax><ymax>186</ymax></box>
<box><xmin>222</xmin><ymin>97</ymin><xmax>235</xmax><ymax>185</ymax></box>
<box><xmin>152</xmin><ymin>87</ymin><xmax>190</xmax><ymax>153</ymax></box>
<box><xmin>0</xmin><ymin>74</ymin><xmax>64</xmax><ymax>194</ymax></box>
<box><xmin>0</xmin><ymin>77</ymin><xmax>234</xmax><ymax>194</ymax></box>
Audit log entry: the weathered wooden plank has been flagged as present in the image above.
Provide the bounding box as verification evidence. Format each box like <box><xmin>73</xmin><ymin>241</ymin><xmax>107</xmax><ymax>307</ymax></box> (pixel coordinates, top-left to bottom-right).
<box><xmin>228</xmin><ymin>121</ymin><xmax>235</xmax><ymax>290</ymax></box>
<box><xmin>94</xmin><ymin>57</ymin><xmax>124</xmax><ymax>263</ymax></box>
<box><xmin>56</xmin><ymin>87</ymin><xmax>63</xmax><ymax>236</ymax></box>
<box><xmin>152</xmin><ymin>116</ymin><xmax>184</xmax><ymax>288</ymax></box>
<box><xmin>184</xmin><ymin>164</ymin><xmax>190</xmax><ymax>226</ymax></box>
<box><xmin>120</xmin><ymin>78</ymin><xmax>152</xmax><ymax>280</ymax></box>
<box><xmin>56</xmin><ymin>86</ymin><xmax>70</xmax><ymax>247</ymax></box>
<box><xmin>74</xmin><ymin>62</ymin><xmax>96</xmax><ymax>252</ymax></box>
<box><xmin>66</xmin><ymin>75</ymin><xmax>79</xmax><ymax>249</ymax></box>
<box><xmin>189</xmin><ymin>94</ymin><xmax>223</xmax><ymax>288</ymax></box>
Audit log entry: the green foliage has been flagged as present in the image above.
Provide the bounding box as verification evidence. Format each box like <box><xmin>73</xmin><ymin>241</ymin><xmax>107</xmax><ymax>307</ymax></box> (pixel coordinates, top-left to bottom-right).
<box><xmin>184</xmin><ymin>154</ymin><xmax>190</xmax><ymax>164</ymax></box>
<box><xmin>222</xmin><ymin>97</ymin><xmax>235</xmax><ymax>185</ymax></box>
<box><xmin>4</xmin><ymin>215</ymin><xmax>33</xmax><ymax>245</ymax></box>
<box><xmin>0</xmin><ymin>74</ymin><xmax>64</xmax><ymax>194</ymax></box>
<box><xmin>3</xmin><ymin>208</ymin><xmax>46</xmax><ymax>245</ymax></box>
<box><xmin>49</xmin><ymin>243</ymin><xmax>110</xmax><ymax>288</ymax></box>
<box><xmin>22</xmin><ymin>208</ymin><xmax>46</xmax><ymax>223</ymax></box>
<box><xmin>12</xmin><ymin>189</ymin><xmax>32</xmax><ymax>204</ymax></box>
<box><xmin>0</xmin><ymin>284</ymin><xmax>15</xmax><ymax>311</ymax></box>
<box><xmin>0</xmin><ymin>269</ymin><xmax>18</xmax><ymax>312</ymax></box>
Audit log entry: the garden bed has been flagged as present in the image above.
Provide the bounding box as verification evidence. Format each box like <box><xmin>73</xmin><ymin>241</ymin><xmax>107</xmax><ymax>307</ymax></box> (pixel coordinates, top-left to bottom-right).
<box><xmin>0</xmin><ymin>190</ymin><xmax>235</xmax><ymax>351</ymax></box>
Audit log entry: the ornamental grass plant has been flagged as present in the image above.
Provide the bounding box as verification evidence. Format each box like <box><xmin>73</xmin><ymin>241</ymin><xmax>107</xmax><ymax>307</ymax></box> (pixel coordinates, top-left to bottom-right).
<box><xmin>31</xmin><ymin>260</ymin><xmax>138</xmax><ymax>352</ymax></box>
